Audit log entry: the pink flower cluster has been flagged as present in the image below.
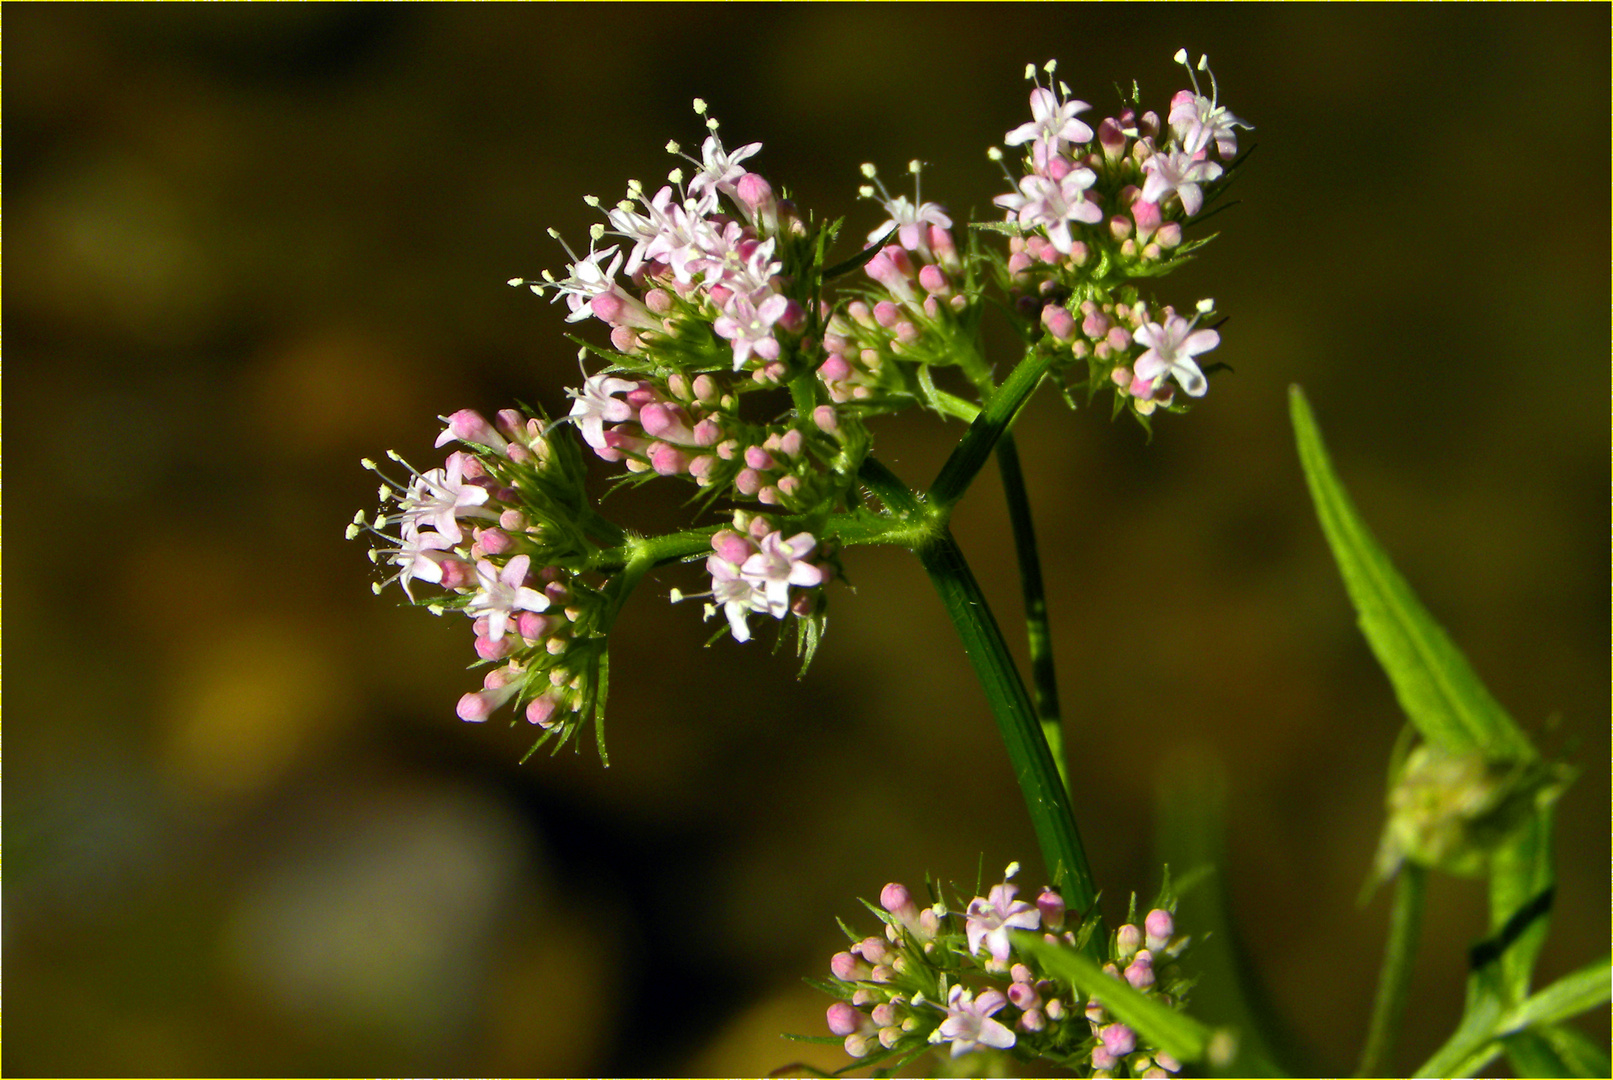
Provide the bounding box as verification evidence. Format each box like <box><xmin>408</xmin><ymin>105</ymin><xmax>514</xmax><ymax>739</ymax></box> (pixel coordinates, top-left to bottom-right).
<box><xmin>700</xmin><ymin>512</ymin><xmax>832</xmax><ymax>643</ymax></box>
<box><xmin>822</xmin><ymin>867</ymin><xmax>1191</xmax><ymax>1074</ymax></box>
<box><xmin>567</xmin><ymin>368</ymin><xmax>835</xmax><ymax>512</ymax></box>
<box><xmin>536</xmin><ymin>109</ymin><xmax>806</xmax><ymax>381</ymax></box>
<box><xmin>815</xmin><ymin>197</ymin><xmax>971</xmax><ymax>405</ymax></box>
<box><xmin>355</xmin><ymin>408</ymin><xmax>605</xmax><ymax>731</ymax></box>
<box><xmin>995</xmin><ymin>55</ymin><xmax>1248</xmax><ymax>256</ymax></box>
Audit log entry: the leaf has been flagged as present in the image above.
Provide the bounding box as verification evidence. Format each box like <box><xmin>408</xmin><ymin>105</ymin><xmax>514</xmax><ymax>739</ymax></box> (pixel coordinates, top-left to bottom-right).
<box><xmin>1496</xmin><ymin>954</ymin><xmax>1612</xmax><ymax>1035</ymax></box>
<box><xmin>1502</xmin><ymin>1029</ymin><xmax>1576</xmax><ymax>1078</ymax></box>
<box><xmin>1288</xmin><ymin>386</ymin><xmax>1532</xmax><ymax>759</ymax></box>
<box><xmin>1017</xmin><ymin>934</ymin><xmax>1225</xmax><ymax>1067</ymax></box>
<box><xmin>1535</xmin><ymin>1023</ymin><xmax>1612</xmax><ymax>1078</ymax></box>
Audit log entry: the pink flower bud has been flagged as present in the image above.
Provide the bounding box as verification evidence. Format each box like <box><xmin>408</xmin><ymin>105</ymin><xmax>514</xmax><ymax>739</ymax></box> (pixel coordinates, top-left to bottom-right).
<box><xmin>872</xmin><ymin>300</ymin><xmax>902</xmax><ymax>328</ymax></box>
<box><xmin>831</xmin><ymin>951</ymin><xmax>870</xmax><ymax>982</ymax></box>
<box><xmin>777</xmin><ymin>298</ymin><xmax>806</xmax><ymax>333</ymax></box>
<box><xmin>1125</xmin><ymin>953</ymin><xmax>1155</xmax><ymax>990</ymax></box>
<box><xmin>1132</xmin><ymin>199</ymin><xmax>1162</xmax><ymax>242</ymax></box>
<box><xmin>475</xmin><ymin>635</ymin><xmax>511</xmax><ymax>662</ymax></box>
<box><xmin>870</xmin><ymin>1002</ymin><xmax>899</xmax><ymax>1026</ymax></box>
<box><xmin>526</xmin><ymin>695</ymin><xmax>558</xmax><ymax>728</ymax></box>
<box><xmin>1036</xmin><ymin>888</ymin><xmax>1066</xmax><ymax>930</ymax></box>
<box><xmin>439</xmin><ymin>559</ymin><xmax>475</xmax><ymax>590</ymax></box>
<box><xmin>813</xmin><ymin>405</ymin><xmax>840</xmax><ymax>433</ymax></box>
<box><xmin>712</xmin><ymin>529</ymin><xmax>753</xmax><ymax>565</ymax></box>
<box><xmin>918</xmin><ymin>264</ymin><xmax>949</xmax><ymax>295</ymax></box>
<box><xmin>826</xmin><ymin>1001</ymin><xmax>862</xmax><ymax>1036</ymax></box>
<box><xmin>778</xmin><ymin>428</ymin><xmax>804</xmax><ymax>458</ymax></box>
<box><xmin>736</xmin><ymin>172</ymin><xmax>774</xmax><ymax>212</ymax></box>
<box><xmin>929</xmin><ymin>224</ymin><xmax>960</xmax><ymax>271</ymax></box>
<box><xmin>1145</xmin><ymin>909</ymin><xmax>1174</xmax><ymax>950</ymax></box>
<box><xmin>1157</xmin><ymin>222</ymin><xmax>1182</xmax><ymax>248</ymax></box>
<box><xmin>880</xmin><ymin>883</ymin><xmax>919</xmax><ymax>922</ymax></box>
<box><xmin>1041</xmin><ymin>304</ymin><xmax>1077</xmax><ymax>342</ymax></box>
<box><xmin>456</xmin><ymin>691</ymin><xmax>494</xmax><ymax>723</ymax></box>
<box><xmin>517</xmin><ymin>612</ymin><xmax>554</xmax><ymax>641</ymax></box>
<box><xmin>1116</xmin><ymin>923</ymin><xmax>1142</xmax><ymax>960</ymax></box>
<box><xmin>734</xmin><ymin>468</ymin><xmax>762</xmax><ymax>495</ymax></box>
<box><xmin>639</xmin><ymin>402</ymin><xmax>694</xmax><ymax>442</ymax></box>
<box><xmin>776</xmin><ymin>474</ymin><xmax>801</xmax><ymax>497</ymax></box>
<box><xmin>744</xmin><ymin>445</ymin><xmax>775</xmax><ymax>470</ymax></box>
<box><xmin>649</xmin><ymin>443</ymin><xmax>688</xmax><ymax>476</ymax></box>
<box><xmin>1098</xmin><ymin>117</ymin><xmax>1127</xmax><ymax>161</ymax></box>
<box><xmin>1007</xmin><ymin>980</ymin><xmax>1041</xmax><ymax>1010</ymax></box>
<box><xmin>856</xmin><ymin>936</ymin><xmax>890</xmax><ymax>965</ymax></box>
<box><xmin>1101</xmin><ymin>1023</ymin><xmax>1137</xmax><ymax>1057</ymax></box>
<box><xmin>1106</xmin><ymin>325</ymin><xmax>1133</xmax><ymax>351</ymax></box>
<box><xmin>436</xmin><ymin>409</ymin><xmax>510</xmax><ymax>455</ymax></box>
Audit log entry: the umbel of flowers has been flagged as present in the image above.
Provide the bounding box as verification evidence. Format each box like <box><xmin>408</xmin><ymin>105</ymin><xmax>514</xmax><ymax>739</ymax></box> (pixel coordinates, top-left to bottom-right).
<box><xmin>352</xmin><ymin>52</ymin><xmax>1248</xmax><ymax>754</ymax></box>
<box><xmin>815</xmin><ymin>864</ymin><xmax>1194</xmax><ymax>1077</ymax></box>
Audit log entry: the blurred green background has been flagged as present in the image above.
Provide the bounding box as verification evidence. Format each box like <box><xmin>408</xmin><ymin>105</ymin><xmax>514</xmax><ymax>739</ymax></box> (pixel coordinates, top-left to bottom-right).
<box><xmin>7</xmin><ymin>4</ymin><xmax>1606</xmax><ymax>1076</ymax></box>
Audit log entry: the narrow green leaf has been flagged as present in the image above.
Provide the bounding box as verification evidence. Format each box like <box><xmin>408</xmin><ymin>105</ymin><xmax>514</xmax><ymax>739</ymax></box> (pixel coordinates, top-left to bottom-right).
<box><xmin>1502</xmin><ymin>1028</ymin><xmax>1576</xmax><ymax>1078</ymax></box>
<box><xmin>1018</xmin><ymin>934</ymin><xmax>1225</xmax><ymax>1067</ymax></box>
<box><xmin>1496</xmin><ymin>954</ymin><xmax>1612</xmax><ymax>1035</ymax></box>
<box><xmin>1288</xmin><ymin>386</ymin><xmax>1531</xmax><ymax>758</ymax></box>
<box><xmin>1535</xmin><ymin>1022</ymin><xmax>1612</xmax><ymax>1078</ymax></box>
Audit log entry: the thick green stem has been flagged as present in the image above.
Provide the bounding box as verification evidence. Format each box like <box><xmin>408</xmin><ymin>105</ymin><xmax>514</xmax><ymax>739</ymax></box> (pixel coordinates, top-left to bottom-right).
<box><xmin>1356</xmin><ymin>864</ymin><xmax>1427</xmax><ymax>1077</ymax></box>
<box><xmin>917</xmin><ymin>524</ymin><xmax>1096</xmax><ymax>913</ymax></box>
<box><xmin>995</xmin><ymin>432</ymin><xmax>1070</xmax><ymax>796</ymax></box>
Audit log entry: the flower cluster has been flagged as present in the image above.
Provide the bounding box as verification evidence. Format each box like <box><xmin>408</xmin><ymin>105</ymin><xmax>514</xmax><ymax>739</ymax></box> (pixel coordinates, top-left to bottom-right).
<box><xmin>351</xmin><ymin>408</ymin><xmax>624</xmax><ymax>746</ymax></box>
<box><xmin>819</xmin><ymin>865</ymin><xmax>1194</xmax><ymax>1076</ymax></box>
<box><xmin>988</xmin><ymin>53</ymin><xmax>1248</xmax><ymax>420</ymax></box>
<box><xmin>356</xmin><ymin>52</ymin><xmax>1249</xmax><ymax>743</ymax></box>
<box><xmin>684</xmin><ymin>511</ymin><xmax>834</xmax><ymax>644</ymax></box>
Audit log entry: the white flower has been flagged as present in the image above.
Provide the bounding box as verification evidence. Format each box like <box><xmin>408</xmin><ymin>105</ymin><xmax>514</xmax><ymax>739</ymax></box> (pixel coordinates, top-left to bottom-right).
<box><xmin>397</xmin><ymin>451</ymin><xmax>490</xmax><ymax>544</ymax></box>
<box><xmin>1005</xmin><ymin>86</ymin><xmax>1094</xmax><ymax>171</ymax></box>
<box><xmin>1133</xmin><ymin>312</ymin><xmax>1219</xmax><ymax>397</ymax></box>
<box><xmin>548</xmin><ymin>242</ymin><xmax>623</xmax><ymax>322</ymax></box>
<box><xmin>866</xmin><ymin>194</ymin><xmax>953</xmax><ymax>254</ymax></box>
<box><xmin>567</xmin><ymin>373</ymin><xmax>639</xmax><ymax>449</ymax></box>
<box><xmin>688</xmin><ymin>132</ymin><xmax>762</xmax><ymax>200</ymax></box>
<box><xmin>740</xmin><ymin>532</ymin><xmax>823</xmax><ymax>616</ymax></box>
<box><xmin>1168</xmin><ymin>52</ymin><xmax>1251</xmax><ymax>158</ymax></box>
<box><xmin>932</xmin><ymin>985</ymin><xmax>1016</xmax><ymax>1058</ymax></box>
<box><xmin>993</xmin><ymin>168</ymin><xmax>1101</xmax><ymax>254</ymax></box>
<box><xmin>1140</xmin><ymin>148</ymin><xmax>1222</xmax><ymax>217</ymax></box>
<box><xmin>463</xmin><ymin>554</ymin><xmax>550</xmax><ymax>642</ymax></box>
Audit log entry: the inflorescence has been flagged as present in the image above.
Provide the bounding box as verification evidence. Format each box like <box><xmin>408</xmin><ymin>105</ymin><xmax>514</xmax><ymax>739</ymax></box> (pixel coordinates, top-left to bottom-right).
<box><xmin>351</xmin><ymin>52</ymin><xmax>1249</xmax><ymax>753</ymax></box>
<box><xmin>817</xmin><ymin>864</ymin><xmax>1194</xmax><ymax>1077</ymax></box>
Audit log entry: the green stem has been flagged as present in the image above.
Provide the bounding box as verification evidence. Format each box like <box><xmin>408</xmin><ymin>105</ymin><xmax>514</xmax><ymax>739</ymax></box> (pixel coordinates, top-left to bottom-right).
<box><xmin>916</xmin><ymin>523</ymin><xmax>1096</xmax><ymax>913</ymax></box>
<box><xmin>929</xmin><ymin>347</ymin><xmax>1056</xmax><ymax>510</ymax></box>
<box><xmin>995</xmin><ymin>432</ymin><xmax>1070</xmax><ymax>796</ymax></box>
<box><xmin>1356</xmin><ymin>864</ymin><xmax>1427</xmax><ymax>1077</ymax></box>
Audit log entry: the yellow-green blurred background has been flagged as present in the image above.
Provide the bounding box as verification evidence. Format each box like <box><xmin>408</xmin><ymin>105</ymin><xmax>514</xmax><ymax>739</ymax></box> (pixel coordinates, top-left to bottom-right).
<box><xmin>8</xmin><ymin>5</ymin><xmax>1606</xmax><ymax>1076</ymax></box>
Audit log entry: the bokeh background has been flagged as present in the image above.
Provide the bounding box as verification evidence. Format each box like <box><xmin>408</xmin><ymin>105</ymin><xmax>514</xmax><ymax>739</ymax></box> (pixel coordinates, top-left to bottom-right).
<box><xmin>7</xmin><ymin>4</ymin><xmax>1607</xmax><ymax>1076</ymax></box>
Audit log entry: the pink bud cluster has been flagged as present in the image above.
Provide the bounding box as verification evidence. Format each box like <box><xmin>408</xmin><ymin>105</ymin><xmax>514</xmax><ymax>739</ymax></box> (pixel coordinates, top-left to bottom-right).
<box><xmin>356</xmin><ymin>409</ymin><xmax>608</xmax><ymax>737</ymax></box>
<box><xmin>822</xmin><ymin>869</ymin><xmax>1193</xmax><ymax>1073</ymax></box>
<box><xmin>569</xmin><ymin>370</ymin><xmax>831</xmax><ymax>512</ymax></box>
<box><xmin>1084</xmin><ymin>908</ymin><xmax>1188</xmax><ymax>1077</ymax></box>
<box><xmin>701</xmin><ymin>511</ymin><xmax>833</xmax><ymax>643</ymax></box>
